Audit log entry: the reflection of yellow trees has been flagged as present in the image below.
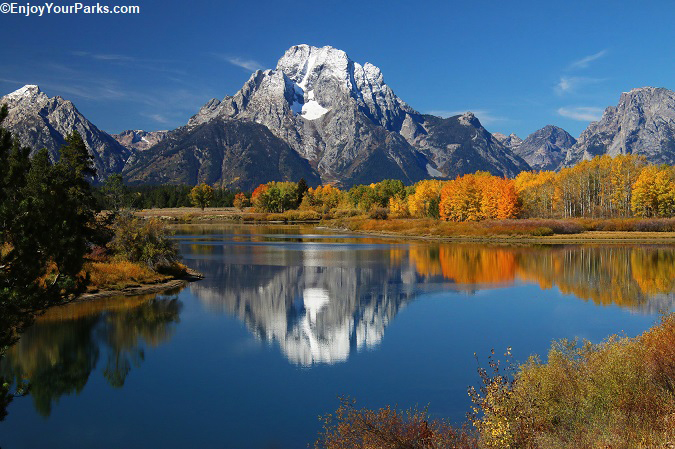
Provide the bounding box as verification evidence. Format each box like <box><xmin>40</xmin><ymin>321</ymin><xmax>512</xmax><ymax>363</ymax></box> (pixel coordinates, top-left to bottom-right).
<box><xmin>1</xmin><ymin>295</ymin><xmax>182</xmax><ymax>416</ymax></box>
<box><xmin>407</xmin><ymin>244</ymin><xmax>675</xmax><ymax>307</ymax></box>
<box><xmin>409</xmin><ymin>246</ymin><xmax>443</xmax><ymax>277</ymax></box>
<box><xmin>514</xmin><ymin>247</ymin><xmax>642</xmax><ymax>307</ymax></box>
<box><xmin>631</xmin><ymin>249</ymin><xmax>675</xmax><ymax>294</ymax></box>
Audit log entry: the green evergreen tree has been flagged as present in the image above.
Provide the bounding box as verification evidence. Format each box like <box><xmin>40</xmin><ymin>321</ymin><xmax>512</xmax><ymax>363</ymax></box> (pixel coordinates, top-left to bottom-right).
<box><xmin>297</xmin><ymin>178</ymin><xmax>309</xmax><ymax>208</ymax></box>
<box><xmin>100</xmin><ymin>173</ymin><xmax>128</xmax><ymax>212</ymax></box>
<box><xmin>1</xmin><ymin>120</ymin><xmax>99</xmax><ymax>354</ymax></box>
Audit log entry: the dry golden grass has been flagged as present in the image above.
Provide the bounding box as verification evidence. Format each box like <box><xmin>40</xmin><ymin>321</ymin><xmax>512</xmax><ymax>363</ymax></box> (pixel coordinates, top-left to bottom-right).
<box><xmin>85</xmin><ymin>260</ymin><xmax>170</xmax><ymax>290</ymax></box>
<box><xmin>136</xmin><ymin>207</ymin><xmax>321</xmax><ymax>223</ymax></box>
<box><xmin>323</xmin><ymin>217</ymin><xmax>675</xmax><ymax>242</ymax></box>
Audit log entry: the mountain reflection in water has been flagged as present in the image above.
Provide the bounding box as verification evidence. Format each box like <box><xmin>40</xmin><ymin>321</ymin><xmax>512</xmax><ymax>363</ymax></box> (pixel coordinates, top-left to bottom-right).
<box><xmin>182</xmin><ymin>232</ymin><xmax>675</xmax><ymax>367</ymax></box>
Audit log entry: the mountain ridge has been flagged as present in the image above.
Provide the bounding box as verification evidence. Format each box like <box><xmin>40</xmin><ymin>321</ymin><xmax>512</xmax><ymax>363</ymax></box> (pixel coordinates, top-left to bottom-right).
<box><xmin>564</xmin><ymin>86</ymin><xmax>675</xmax><ymax>167</ymax></box>
<box><xmin>3</xmin><ymin>50</ymin><xmax>675</xmax><ymax>188</ymax></box>
<box><xmin>0</xmin><ymin>84</ymin><xmax>130</xmax><ymax>180</ymax></box>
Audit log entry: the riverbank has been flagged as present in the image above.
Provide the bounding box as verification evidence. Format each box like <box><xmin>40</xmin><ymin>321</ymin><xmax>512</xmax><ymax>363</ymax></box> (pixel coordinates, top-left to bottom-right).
<box><xmin>135</xmin><ymin>206</ymin><xmax>321</xmax><ymax>223</ymax></box>
<box><xmin>77</xmin><ymin>279</ymin><xmax>188</xmax><ymax>301</ymax></box>
<box><xmin>137</xmin><ymin>208</ymin><xmax>675</xmax><ymax>243</ymax></box>
<box><xmin>76</xmin><ymin>262</ymin><xmax>204</xmax><ymax>302</ymax></box>
<box><xmin>319</xmin><ymin>218</ymin><xmax>675</xmax><ymax>244</ymax></box>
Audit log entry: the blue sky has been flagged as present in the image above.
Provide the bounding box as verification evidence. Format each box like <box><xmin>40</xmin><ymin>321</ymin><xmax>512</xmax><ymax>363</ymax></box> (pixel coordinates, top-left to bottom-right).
<box><xmin>1</xmin><ymin>0</ymin><xmax>674</xmax><ymax>138</ymax></box>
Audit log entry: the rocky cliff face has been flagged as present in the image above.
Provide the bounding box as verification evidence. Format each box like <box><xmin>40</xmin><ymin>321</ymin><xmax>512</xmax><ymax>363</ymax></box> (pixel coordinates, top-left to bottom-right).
<box><xmin>565</xmin><ymin>87</ymin><xmax>675</xmax><ymax>167</ymax></box>
<box><xmin>514</xmin><ymin>125</ymin><xmax>576</xmax><ymax>171</ymax></box>
<box><xmin>411</xmin><ymin>113</ymin><xmax>530</xmax><ymax>178</ymax></box>
<box><xmin>0</xmin><ymin>85</ymin><xmax>130</xmax><ymax>180</ymax></box>
<box><xmin>0</xmin><ymin>47</ymin><xmax>534</xmax><ymax>187</ymax></box>
<box><xmin>113</xmin><ymin>129</ymin><xmax>169</xmax><ymax>152</ymax></box>
<box><xmin>493</xmin><ymin>132</ymin><xmax>523</xmax><ymax>150</ymax></box>
<box><xmin>123</xmin><ymin>118</ymin><xmax>321</xmax><ymax>190</ymax></box>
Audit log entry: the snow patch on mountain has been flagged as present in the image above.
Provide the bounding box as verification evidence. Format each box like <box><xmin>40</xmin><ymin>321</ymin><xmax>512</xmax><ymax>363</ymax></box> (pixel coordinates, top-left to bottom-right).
<box><xmin>300</xmin><ymin>90</ymin><xmax>329</xmax><ymax>120</ymax></box>
<box><xmin>5</xmin><ymin>84</ymin><xmax>40</xmax><ymax>99</ymax></box>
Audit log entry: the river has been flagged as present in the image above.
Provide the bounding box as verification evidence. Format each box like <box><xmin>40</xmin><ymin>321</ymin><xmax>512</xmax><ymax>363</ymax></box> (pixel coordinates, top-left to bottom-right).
<box><xmin>1</xmin><ymin>224</ymin><xmax>673</xmax><ymax>448</ymax></box>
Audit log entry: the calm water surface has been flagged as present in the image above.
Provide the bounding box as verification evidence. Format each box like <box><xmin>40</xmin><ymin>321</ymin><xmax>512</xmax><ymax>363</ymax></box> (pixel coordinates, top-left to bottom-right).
<box><xmin>2</xmin><ymin>224</ymin><xmax>674</xmax><ymax>448</ymax></box>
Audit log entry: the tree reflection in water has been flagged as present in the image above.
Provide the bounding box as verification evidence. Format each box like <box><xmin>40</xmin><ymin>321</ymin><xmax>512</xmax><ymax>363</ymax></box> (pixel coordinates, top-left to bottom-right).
<box><xmin>0</xmin><ymin>293</ymin><xmax>182</xmax><ymax>418</ymax></box>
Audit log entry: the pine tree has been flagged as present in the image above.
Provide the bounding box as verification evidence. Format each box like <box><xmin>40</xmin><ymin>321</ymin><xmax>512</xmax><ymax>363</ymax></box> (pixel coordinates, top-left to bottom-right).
<box><xmin>296</xmin><ymin>178</ymin><xmax>309</xmax><ymax>208</ymax></box>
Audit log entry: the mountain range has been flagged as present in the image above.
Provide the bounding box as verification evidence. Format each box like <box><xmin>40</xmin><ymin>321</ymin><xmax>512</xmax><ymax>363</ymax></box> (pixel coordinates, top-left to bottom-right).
<box><xmin>2</xmin><ymin>45</ymin><xmax>675</xmax><ymax>188</ymax></box>
<box><xmin>0</xmin><ymin>84</ymin><xmax>129</xmax><ymax>180</ymax></box>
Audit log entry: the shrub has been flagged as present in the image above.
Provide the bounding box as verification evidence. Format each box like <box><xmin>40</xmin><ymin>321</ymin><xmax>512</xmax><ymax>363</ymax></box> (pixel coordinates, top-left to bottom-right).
<box><xmin>316</xmin><ymin>397</ymin><xmax>477</xmax><ymax>449</ymax></box>
<box><xmin>109</xmin><ymin>213</ymin><xmax>179</xmax><ymax>270</ymax></box>
<box><xmin>530</xmin><ymin>227</ymin><xmax>554</xmax><ymax>236</ymax></box>
<box><xmin>471</xmin><ymin>316</ymin><xmax>675</xmax><ymax>448</ymax></box>
<box><xmin>369</xmin><ymin>207</ymin><xmax>389</xmax><ymax>220</ymax></box>
<box><xmin>332</xmin><ymin>208</ymin><xmax>361</xmax><ymax>218</ymax></box>
<box><xmin>265</xmin><ymin>210</ymin><xmax>321</xmax><ymax>222</ymax></box>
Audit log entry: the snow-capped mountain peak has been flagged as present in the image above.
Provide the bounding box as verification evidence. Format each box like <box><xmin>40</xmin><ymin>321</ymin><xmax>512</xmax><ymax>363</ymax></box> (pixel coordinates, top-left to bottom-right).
<box><xmin>3</xmin><ymin>84</ymin><xmax>48</xmax><ymax>106</ymax></box>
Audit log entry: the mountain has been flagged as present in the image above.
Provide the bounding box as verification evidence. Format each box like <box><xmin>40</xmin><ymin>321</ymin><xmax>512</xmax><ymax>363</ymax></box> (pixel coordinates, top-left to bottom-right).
<box><xmin>493</xmin><ymin>132</ymin><xmax>523</xmax><ymax>150</ymax></box>
<box><xmin>565</xmin><ymin>87</ymin><xmax>675</xmax><ymax>167</ymax></box>
<box><xmin>411</xmin><ymin>112</ymin><xmax>530</xmax><ymax>178</ymax></box>
<box><xmin>514</xmin><ymin>125</ymin><xmax>576</xmax><ymax>171</ymax></box>
<box><xmin>179</xmin><ymin>44</ymin><xmax>529</xmax><ymax>187</ymax></box>
<box><xmin>123</xmin><ymin>118</ymin><xmax>321</xmax><ymax>190</ymax></box>
<box><xmin>113</xmin><ymin>129</ymin><xmax>169</xmax><ymax>152</ymax></box>
<box><xmin>0</xmin><ymin>85</ymin><xmax>130</xmax><ymax>180</ymax></box>
<box><xmin>0</xmin><ymin>47</ymin><xmax>531</xmax><ymax>188</ymax></box>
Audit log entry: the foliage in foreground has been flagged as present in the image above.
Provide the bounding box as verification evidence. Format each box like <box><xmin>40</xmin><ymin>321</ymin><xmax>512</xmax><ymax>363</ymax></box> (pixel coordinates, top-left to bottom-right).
<box><xmin>0</xmin><ymin>108</ymin><xmax>99</xmax><ymax>347</ymax></box>
<box><xmin>316</xmin><ymin>397</ymin><xmax>476</xmax><ymax>449</ymax></box>
<box><xmin>318</xmin><ymin>315</ymin><xmax>675</xmax><ymax>449</ymax></box>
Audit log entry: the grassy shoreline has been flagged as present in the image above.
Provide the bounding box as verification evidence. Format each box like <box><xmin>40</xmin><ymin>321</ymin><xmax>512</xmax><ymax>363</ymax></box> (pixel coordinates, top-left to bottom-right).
<box><xmin>318</xmin><ymin>221</ymin><xmax>675</xmax><ymax>244</ymax></box>
<box><xmin>77</xmin><ymin>262</ymin><xmax>202</xmax><ymax>302</ymax></box>
<box><xmin>136</xmin><ymin>207</ymin><xmax>675</xmax><ymax>243</ymax></box>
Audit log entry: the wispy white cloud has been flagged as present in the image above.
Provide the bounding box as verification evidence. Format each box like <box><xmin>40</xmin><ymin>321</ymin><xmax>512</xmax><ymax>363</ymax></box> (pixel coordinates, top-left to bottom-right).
<box><xmin>569</xmin><ymin>50</ymin><xmax>608</xmax><ymax>70</ymax></box>
<box><xmin>70</xmin><ymin>51</ymin><xmax>184</xmax><ymax>77</ymax></box>
<box><xmin>555</xmin><ymin>76</ymin><xmax>605</xmax><ymax>95</ymax></box>
<box><xmin>211</xmin><ymin>53</ymin><xmax>264</xmax><ymax>72</ymax></box>
<box><xmin>557</xmin><ymin>106</ymin><xmax>604</xmax><ymax>121</ymax></box>
<box><xmin>0</xmin><ymin>77</ymin><xmax>26</xmax><ymax>88</ymax></box>
<box><xmin>72</xmin><ymin>51</ymin><xmax>136</xmax><ymax>62</ymax></box>
<box><xmin>145</xmin><ymin>113</ymin><xmax>170</xmax><ymax>124</ymax></box>
<box><xmin>427</xmin><ymin>109</ymin><xmax>508</xmax><ymax>125</ymax></box>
